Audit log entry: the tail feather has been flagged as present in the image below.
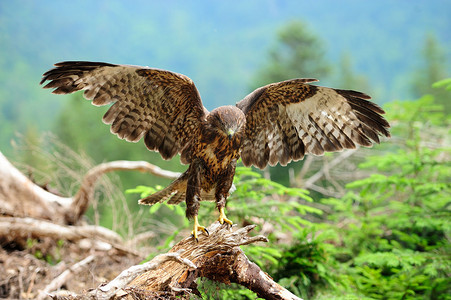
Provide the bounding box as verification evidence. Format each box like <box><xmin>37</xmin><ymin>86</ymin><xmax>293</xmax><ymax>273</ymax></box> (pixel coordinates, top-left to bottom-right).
<box><xmin>138</xmin><ymin>178</ymin><xmax>186</xmax><ymax>205</ymax></box>
<box><xmin>138</xmin><ymin>177</ymin><xmax>236</xmax><ymax>206</ymax></box>
<box><xmin>167</xmin><ymin>191</ymin><xmax>187</xmax><ymax>204</ymax></box>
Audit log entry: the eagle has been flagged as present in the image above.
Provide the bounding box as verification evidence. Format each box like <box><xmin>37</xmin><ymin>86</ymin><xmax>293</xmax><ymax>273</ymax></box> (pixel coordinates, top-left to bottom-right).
<box><xmin>41</xmin><ymin>61</ymin><xmax>390</xmax><ymax>240</ymax></box>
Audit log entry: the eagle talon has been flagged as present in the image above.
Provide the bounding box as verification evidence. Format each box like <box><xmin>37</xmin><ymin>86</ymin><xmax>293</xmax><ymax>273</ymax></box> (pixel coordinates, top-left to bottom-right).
<box><xmin>191</xmin><ymin>216</ymin><xmax>208</xmax><ymax>242</ymax></box>
<box><xmin>218</xmin><ymin>207</ymin><xmax>233</xmax><ymax>227</ymax></box>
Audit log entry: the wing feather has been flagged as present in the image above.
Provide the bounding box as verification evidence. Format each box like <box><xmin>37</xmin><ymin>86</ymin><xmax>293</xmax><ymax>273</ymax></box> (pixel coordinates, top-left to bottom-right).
<box><xmin>41</xmin><ymin>61</ymin><xmax>206</xmax><ymax>161</ymax></box>
<box><xmin>237</xmin><ymin>79</ymin><xmax>390</xmax><ymax>169</ymax></box>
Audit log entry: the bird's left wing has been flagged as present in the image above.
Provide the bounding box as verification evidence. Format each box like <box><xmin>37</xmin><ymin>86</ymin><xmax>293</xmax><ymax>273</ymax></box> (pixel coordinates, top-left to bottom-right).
<box><xmin>41</xmin><ymin>61</ymin><xmax>206</xmax><ymax>161</ymax></box>
<box><xmin>236</xmin><ymin>79</ymin><xmax>390</xmax><ymax>169</ymax></box>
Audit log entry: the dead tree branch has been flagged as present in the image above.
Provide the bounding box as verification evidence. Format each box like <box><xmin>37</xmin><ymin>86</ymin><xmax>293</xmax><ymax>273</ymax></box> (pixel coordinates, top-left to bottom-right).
<box><xmin>0</xmin><ymin>151</ymin><xmax>71</xmax><ymax>223</ymax></box>
<box><xmin>0</xmin><ymin>216</ymin><xmax>145</xmax><ymax>258</ymax></box>
<box><xmin>70</xmin><ymin>160</ymin><xmax>181</xmax><ymax>224</ymax></box>
<box><xmin>0</xmin><ymin>151</ymin><xmax>181</xmax><ymax>225</ymax></box>
<box><xmin>296</xmin><ymin>149</ymin><xmax>357</xmax><ymax>197</ymax></box>
<box><xmin>303</xmin><ymin>149</ymin><xmax>356</xmax><ymax>188</ymax></box>
<box><xmin>38</xmin><ymin>255</ymin><xmax>97</xmax><ymax>300</ymax></box>
<box><xmin>91</xmin><ymin>251</ymin><xmax>196</xmax><ymax>300</ymax></box>
<box><xmin>0</xmin><ymin>217</ymin><xmax>122</xmax><ymax>244</ymax></box>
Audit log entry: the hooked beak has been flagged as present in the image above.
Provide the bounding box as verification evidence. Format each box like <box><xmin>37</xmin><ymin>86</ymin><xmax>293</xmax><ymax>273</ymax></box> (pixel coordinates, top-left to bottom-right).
<box><xmin>227</xmin><ymin>129</ymin><xmax>235</xmax><ymax>140</ymax></box>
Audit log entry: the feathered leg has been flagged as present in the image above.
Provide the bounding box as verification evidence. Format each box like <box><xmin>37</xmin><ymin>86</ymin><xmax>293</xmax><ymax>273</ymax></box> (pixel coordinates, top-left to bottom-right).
<box><xmin>215</xmin><ymin>159</ymin><xmax>236</xmax><ymax>227</ymax></box>
<box><xmin>186</xmin><ymin>163</ymin><xmax>208</xmax><ymax>241</ymax></box>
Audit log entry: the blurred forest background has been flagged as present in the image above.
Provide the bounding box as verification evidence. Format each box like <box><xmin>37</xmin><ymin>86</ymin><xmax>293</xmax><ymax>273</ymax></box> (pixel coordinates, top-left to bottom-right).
<box><xmin>1</xmin><ymin>0</ymin><xmax>450</xmax><ymax>299</ymax></box>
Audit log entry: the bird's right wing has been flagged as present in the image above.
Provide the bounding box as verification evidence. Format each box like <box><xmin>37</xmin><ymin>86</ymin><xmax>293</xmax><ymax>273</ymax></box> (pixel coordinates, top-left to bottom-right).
<box><xmin>41</xmin><ymin>61</ymin><xmax>207</xmax><ymax>160</ymax></box>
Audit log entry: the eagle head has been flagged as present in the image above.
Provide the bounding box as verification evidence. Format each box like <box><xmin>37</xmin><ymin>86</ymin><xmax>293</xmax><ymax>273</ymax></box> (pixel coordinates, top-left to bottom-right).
<box><xmin>207</xmin><ymin>106</ymin><xmax>246</xmax><ymax>140</ymax></box>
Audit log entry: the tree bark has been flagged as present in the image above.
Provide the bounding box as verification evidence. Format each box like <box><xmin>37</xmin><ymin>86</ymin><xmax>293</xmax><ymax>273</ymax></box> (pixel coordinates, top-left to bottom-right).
<box><xmin>126</xmin><ymin>222</ymin><xmax>302</xmax><ymax>300</ymax></box>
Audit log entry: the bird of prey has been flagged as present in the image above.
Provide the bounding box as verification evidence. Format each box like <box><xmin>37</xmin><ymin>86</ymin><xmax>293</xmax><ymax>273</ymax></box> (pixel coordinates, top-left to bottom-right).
<box><xmin>41</xmin><ymin>61</ymin><xmax>390</xmax><ymax>240</ymax></box>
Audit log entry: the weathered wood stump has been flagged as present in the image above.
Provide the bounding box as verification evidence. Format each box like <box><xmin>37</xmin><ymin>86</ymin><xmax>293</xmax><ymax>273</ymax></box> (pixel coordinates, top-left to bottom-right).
<box><xmin>121</xmin><ymin>222</ymin><xmax>302</xmax><ymax>300</ymax></box>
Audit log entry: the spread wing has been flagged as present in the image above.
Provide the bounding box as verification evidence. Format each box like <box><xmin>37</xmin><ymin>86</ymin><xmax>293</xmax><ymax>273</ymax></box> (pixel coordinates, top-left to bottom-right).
<box><xmin>41</xmin><ymin>61</ymin><xmax>206</xmax><ymax>161</ymax></box>
<box><xmin>236</xmin><ymin>79</ymin><xmax>390</xmax><ymax>169</ymax></box>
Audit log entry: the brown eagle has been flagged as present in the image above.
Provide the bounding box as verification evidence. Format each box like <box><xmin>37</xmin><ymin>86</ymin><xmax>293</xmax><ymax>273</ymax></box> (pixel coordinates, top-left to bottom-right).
<box><xmin>41</xmin><ymin>61</ymin><xmax>390</xmax><ymax>240</ymax></box>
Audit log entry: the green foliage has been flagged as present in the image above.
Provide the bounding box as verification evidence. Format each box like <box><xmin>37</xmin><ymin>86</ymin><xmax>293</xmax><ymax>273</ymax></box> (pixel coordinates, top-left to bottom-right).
<box><xmin>319</xmin><ymin>85</ymin><xmax>451</xmax><ymax>299</ymax></box>
<box><xmin>230</xmin><ymin>167</ymin><xmax>318</xmax><ymax>229</ymax></box>
<box><xmin>2</xmin><ymin>2</ymin><xmax>451</xmax><ymax>160</ymax></box>
<box><xmin>273</xmin><ymin>227</ymin><xmax>339</xmax><ymax>299</ymax></box>
<box><xmin>432</xmin><ymin>78</ymin><xmax>451</xmax><ymax>90</ymax></box>
<box><xmin>26</xmin><ymin>238</ymin><xmax>64</xmax><ymax>265</ymax></box>
<box><xmin>196</xmin><ymin>279</ymin><xmax>263</xmax><ymax>300</ymax></box>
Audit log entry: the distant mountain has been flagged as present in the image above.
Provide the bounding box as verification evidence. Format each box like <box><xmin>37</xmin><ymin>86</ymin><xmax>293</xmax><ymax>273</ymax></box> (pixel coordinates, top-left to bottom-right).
<box><xmin>1</xmin><ymin>0</ymin><xmax>450</xmax><ymax>155</ymax></box>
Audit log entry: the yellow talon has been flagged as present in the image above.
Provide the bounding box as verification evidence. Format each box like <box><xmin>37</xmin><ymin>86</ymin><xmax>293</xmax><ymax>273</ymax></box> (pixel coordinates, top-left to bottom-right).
<box><xmin>218</xmin><ymin>207</ymin><xmax>233</xmax><ymax>226</ymax></box>
<box><xmin>191</xmin><ymin>215</ymin><xmax>208</xmax><ymax>242</ymax></box>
